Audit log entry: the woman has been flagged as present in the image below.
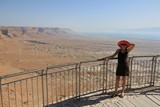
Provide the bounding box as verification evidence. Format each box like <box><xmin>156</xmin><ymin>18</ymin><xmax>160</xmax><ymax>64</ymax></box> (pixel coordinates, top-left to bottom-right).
<box><xmin>98</xmin><ymin>40</ymin><xmax>135</xmax><ymax>98</ymax></box>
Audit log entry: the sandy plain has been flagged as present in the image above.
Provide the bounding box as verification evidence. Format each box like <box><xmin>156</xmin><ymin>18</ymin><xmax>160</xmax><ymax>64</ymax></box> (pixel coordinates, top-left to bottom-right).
<box><xmin>0</xmin><ymin>29</ymin><xmax>160</xmax><ymax>75</ymax></box>
<box><xmin>0</xmin><ymin>26</ymin><xmax>160</xmax><ymax>107</ymax></box>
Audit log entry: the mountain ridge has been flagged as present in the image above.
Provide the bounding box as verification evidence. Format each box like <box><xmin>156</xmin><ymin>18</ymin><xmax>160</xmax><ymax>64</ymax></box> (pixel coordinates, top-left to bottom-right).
<box><xmin>0</xmin><ymin>25</ymin><xmax>75</xmax><ymax>38</ymax></box>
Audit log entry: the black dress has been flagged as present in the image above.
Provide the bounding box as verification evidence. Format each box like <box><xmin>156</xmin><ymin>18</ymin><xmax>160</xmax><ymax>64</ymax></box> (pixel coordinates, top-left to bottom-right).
<box><xmin>116</xmin><ymin>49</ymin><xmax>129</xmax><ymax>76</ymax></box>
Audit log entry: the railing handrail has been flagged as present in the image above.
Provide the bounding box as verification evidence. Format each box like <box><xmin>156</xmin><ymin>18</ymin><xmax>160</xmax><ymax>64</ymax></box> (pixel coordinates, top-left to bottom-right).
<box><xmin>132</xmin><ymin>55</ymin><xmax>156</xmax><ymax>58</ymax></box>
<box><xmin>1</xmin><ymin>55</ymin><xmax>160</xmax><ymax>78</ymax></box>
<box><xmin>80</xmin><ymin>59</ymin><xmax>98</xmax><ymax>63</ymax></box>
<box><xmin>47</xmin><ymin>62</ymin><xmax>79</xmax><ymax>70</ymax></box>
<box><xmin>0</xmin><ymin>68</ymin><xmax>44</xmax><ymax>79</ymax></box>
<box><xmin>0</xmin><ymin>55</ymin><xmax>160</xmax><ymax>107</ymax></box>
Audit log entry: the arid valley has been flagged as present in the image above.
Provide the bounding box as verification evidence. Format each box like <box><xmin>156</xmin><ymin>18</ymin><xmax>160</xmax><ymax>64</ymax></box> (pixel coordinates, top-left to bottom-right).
<box><xmin>1</xmin><ymin>1</ymin><xmax>160</xmax><ymax>106</ymax></box>
<box><xmin>0</xmin><ymin>26</ymin><xmax>160</xmax><ymax>76</ymax></box>
<box><xmin>0</xmin><ymin>26</ymin><xmax>160</xmax><ymax>107</ymax></box>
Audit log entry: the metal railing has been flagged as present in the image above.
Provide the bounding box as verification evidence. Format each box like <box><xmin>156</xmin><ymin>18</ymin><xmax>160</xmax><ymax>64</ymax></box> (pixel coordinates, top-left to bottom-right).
<box><xmin>0</xmin><ymin>69</ymin><xmax>44</xmax><ymax>107</ymax></box>
<box><xmin>0</xmin><ymin>55</ymin><xmax>160</xmax><ymax>107</ymax></box>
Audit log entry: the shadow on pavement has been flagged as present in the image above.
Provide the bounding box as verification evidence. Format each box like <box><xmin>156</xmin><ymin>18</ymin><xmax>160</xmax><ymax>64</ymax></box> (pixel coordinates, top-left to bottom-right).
<box><xmin>45</xmin><ymin>86</ymin><xmax>160</xmax><ymax>107</ymax></box>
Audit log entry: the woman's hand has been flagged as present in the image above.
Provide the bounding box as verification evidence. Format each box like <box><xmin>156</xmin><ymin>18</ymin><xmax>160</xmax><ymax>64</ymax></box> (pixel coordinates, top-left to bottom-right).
<box><xmin>97</xmin><ymin>58</ymin><xmax>106</xmax><ymax>61</ymax></box>
<box><xmin>127</xmin><ymin>43</ymin><xmax>135</xmax><ymax>53</ymax></box>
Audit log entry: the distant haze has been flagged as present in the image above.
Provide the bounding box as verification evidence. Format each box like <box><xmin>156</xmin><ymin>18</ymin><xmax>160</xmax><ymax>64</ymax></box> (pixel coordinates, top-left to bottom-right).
<box><xmin>84</xmin><ymin>27</ymin><xmax>160</xmax><ymax>40</ymax></box>
<box><xmin>1</xmin><ymin>25</ymin><xmax>160</xmax><ymax>41</ymax></box>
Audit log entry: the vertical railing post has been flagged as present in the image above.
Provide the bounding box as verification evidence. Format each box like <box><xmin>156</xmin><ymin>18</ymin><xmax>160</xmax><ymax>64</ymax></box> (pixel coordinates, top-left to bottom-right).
<box><xmin>78</xmin><ymin>63</ymin><xmax>81</xmax><ymax>99</ymax></box>
<box><xmin>105</xmin><ymin>59</ymin><xmax>109</xmax><ymax>93</ymax></box>
<box><xmin>0</xmin><ymin>77</ymin><xmax>3</xmax><ymax>107</ymax></box>
<box><xmin>102</xmin><ymin>59</ymin><xmax>106</xmax><ymax>93</ymax></box>
<box><xmin>75</xmin><ymin>63</ymin><xmax>79</xmax><ymax>99</ymax></box>
<box><xmin>152</xmin><ymin>56</ymin><xmax>157</xmax><ymax>86</ymax></box>
<box><xmin>45</xmin><ymin>68</ymin><xmax>49</xmax><ymax>107</ymax></box>
<box><xmin>129</xmin><ymin>56</ymin><xmax>134</xmax><ymax>89</ymax></box>
<box><xmin>150</xmin><ymin>56</ymin><xmax>156</xmax><ymax>86</ymax></box>
<box><xmin>41</xmin><ymin>69</ymin><xmax>45</xmax><ymax>107</ymax></box>
<box><xmin>127</xmin><ymin>57</ymin><xmax>131</xmax><ymax>89</ymax></box>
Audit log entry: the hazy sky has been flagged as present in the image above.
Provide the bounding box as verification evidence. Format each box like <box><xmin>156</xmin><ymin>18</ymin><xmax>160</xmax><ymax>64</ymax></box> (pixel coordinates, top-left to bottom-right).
<box><xmin>0</xmin><ymin>0</ymin><xmax>160</xmax><ymax>32</ymax></box>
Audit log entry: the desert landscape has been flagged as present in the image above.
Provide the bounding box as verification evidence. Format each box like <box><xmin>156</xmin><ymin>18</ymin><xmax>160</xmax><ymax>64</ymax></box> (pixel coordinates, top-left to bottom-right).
<box><xmin>0</xmin><ymin>26</ymin><xmax>160</xmax><ymax>107</ymax></box>
<box><xmin>1</xmin><ymin>1</ymin><xmax>160</xmax><ymax>106</ymax></box>
<box><xmin>0</xmin><ymin>26</ymin><xmax>160</xmax><ymax>76</ymax></box>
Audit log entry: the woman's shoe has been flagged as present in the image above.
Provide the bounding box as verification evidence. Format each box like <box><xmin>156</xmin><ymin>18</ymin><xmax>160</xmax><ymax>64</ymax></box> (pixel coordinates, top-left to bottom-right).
<box><xmin>110</xmin><ymin>92</ymin><xmax>118</xmax><ymax>98</ymax></box>
<box><xmin>119</xmin><ymin>93</ymin><xmax>125</xmax><ymax>98</ymax></box>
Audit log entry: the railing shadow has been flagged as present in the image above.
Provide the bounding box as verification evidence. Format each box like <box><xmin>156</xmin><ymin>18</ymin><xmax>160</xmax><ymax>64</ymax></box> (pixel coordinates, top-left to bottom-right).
<box><xmin>46</xmin><ymin>86</ymin><xmax>160</xmax><ymax>107</ymax></box>
<box><xmin>45</xmin><ymin>92</ymin><xmax>112</xmax><ymax>107</ymax></box>
<box><xmin>125</xmin><ymin>86</ymin><xmax>160</xmax><ymax>95</ymax></box>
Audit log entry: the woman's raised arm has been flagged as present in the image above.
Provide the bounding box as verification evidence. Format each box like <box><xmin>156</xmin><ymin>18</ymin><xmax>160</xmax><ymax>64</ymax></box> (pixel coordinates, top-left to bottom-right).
<box><xmin>127</xmin><ymin>43</ymin><xmax>135</xmax><ymax>53</ymax></box>
<box><xmin>97</xmin><ymin>49</ymin><xmax>119</xmax><ymax>61</ymax></box>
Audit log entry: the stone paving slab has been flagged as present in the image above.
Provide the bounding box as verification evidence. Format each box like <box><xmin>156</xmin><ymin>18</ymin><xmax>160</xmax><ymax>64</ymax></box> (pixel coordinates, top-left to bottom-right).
<box><xmin>46</xmin><ymin>86</ymin><xmax>160</xmax><ymax>107</ymax></box>
<box><xmin>109</xmin><ymin>95</ymin><xmax>160</xmax><ymax>107</ymax></box>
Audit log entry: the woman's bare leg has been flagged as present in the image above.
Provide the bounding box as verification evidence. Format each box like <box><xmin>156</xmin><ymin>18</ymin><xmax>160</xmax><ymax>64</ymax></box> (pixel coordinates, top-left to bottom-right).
<box><xmin>115</xmin><ymin>76</ymin><xmax>120</xmax><ymax>92</ymax></box>
<box><xmin>120</xmin><ymin>76</ymin><xmax>127</xmax><ymax>97</ymax></box>
<box><xmin>111</xmin><ymin>76</ymin><xmax>120</xmax><ymax>97</ymax></box>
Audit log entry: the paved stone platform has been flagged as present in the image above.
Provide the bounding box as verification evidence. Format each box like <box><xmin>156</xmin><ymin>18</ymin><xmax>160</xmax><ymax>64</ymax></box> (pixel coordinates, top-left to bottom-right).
<box><xmin>46</xmin><ymin>86</ymin><xmax>160</xmax><ymax>107</ymax></box>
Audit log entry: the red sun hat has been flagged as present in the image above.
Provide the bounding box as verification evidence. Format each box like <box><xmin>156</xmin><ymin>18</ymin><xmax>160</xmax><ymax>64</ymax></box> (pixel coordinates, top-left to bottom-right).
<box><xmin>117</xmin><ymin>40</ymin><xmax>131</xmax><ymax>48</ymax></box>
